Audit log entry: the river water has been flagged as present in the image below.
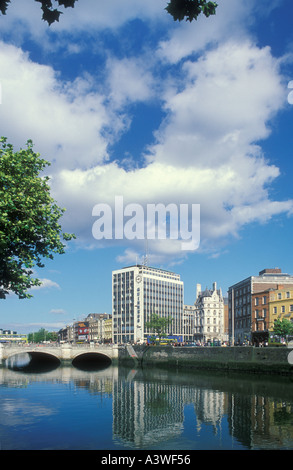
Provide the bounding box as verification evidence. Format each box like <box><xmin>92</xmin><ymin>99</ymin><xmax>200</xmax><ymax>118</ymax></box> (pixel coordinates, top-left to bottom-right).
<box><xmin>0</xmin><ymin>356</ymin><xmax>293</xmax><ymax>452</ymax></box>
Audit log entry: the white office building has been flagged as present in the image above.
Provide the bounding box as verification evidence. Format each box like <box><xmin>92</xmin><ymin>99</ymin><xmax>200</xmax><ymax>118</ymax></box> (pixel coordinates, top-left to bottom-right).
<box><xmin>112</xmin><ymin>265</ymin><xmax>184</xmax><ymax>344</ymax></box>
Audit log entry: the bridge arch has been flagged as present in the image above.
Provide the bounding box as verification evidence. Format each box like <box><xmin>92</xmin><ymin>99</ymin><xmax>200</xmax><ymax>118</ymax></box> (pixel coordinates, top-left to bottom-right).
<box><xmin>71</xmin><ymin>351</ymin><xmax>112</xmax><ymax>369</ymax></box>
<box><xmin>5</xmin><ymin>350</ymin><xmax>61</xmax><ymax>372</ymax></box>
<box><xmin>3</xmin><ymin>347</ymin><xmax>61</xmax><ymax>362</ymax></box>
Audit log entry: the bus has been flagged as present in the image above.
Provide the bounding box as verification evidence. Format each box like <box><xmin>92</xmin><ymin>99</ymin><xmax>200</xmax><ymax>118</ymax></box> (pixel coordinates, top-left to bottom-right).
<box><xmin>147</xmin><ymin>335</ymin><xmax>183</xmax><ymax>345</ymax></box>
<box><xmin>0</xmin><ymin>332</ymin><xmax>28</xmax><ymax>343</ymax></box>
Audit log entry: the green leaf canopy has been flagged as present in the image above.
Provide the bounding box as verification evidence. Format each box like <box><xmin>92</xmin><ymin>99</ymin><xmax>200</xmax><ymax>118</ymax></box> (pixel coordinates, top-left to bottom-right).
<box><xmin>0</xmin><ymin>137</ymin><xmax>75</xmax><ymax>299</ymax></box>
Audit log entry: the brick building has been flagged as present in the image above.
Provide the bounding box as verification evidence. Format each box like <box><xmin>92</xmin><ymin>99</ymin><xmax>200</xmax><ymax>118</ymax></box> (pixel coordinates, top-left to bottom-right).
<box><xmin>228</xmin><ymin>268</ymin><xmax>293</xmax><ymax>345</ymax></box>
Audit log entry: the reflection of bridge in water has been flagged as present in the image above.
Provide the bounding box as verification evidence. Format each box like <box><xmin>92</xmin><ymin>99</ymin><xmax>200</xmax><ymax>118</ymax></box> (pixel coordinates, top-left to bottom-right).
<box><xmin>0</xmin><ymin>343</ymin><xmax>119</xmax><ymax>367</ymax></box>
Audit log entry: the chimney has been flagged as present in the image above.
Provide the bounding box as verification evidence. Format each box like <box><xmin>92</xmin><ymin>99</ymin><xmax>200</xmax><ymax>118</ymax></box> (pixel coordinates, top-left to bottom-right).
<box><xmin>259</xmin><ymin>268</ymin><xmax>282</xmax><ymax>275</ymax></box>
<box><xmin>196</xmin><ymin>283</ymin><xmax>201</xmax><ymax>300</ymax></box>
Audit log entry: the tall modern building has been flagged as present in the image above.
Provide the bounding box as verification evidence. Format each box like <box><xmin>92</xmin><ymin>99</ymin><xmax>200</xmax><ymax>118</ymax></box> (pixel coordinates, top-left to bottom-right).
<box><xmin>112</xmin><ymin>265</ymin><xmax>184</xmax><ymax>344</ymax></box>
<box><xmin>228</xmin><ymin>268</ymin><xmax>293</xmax><ymax>345</ymax></box>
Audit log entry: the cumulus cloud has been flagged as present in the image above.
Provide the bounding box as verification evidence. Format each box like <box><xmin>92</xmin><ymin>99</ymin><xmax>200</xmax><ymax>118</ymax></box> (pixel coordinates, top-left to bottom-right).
<box><xmin>0</xmin><ymin>1</ymin><xmax>292</xmax><ymax>265</ymax></box>
<box><xmin>0</xmin><ymin>42</ymin><xmax>112</xmax><ymax>169</ymax></box>
<box><xmin>105</xmin><ymin>56</ymin><xmax>156</xmax><ymax>108</ymax></box>
<box><xmin>30</xmin><ymin>279</ymin><xmax>61</xmax><ymax>291</ymax></box>
<box><xmin>151</xmin><ymin>41</ymin><xmax>286</xmax><ymax>167</ymax></box>
<box><xmin>51</xmin><ymin>40</ymin><xmax>292</xmax><ymax>261</ymax></box>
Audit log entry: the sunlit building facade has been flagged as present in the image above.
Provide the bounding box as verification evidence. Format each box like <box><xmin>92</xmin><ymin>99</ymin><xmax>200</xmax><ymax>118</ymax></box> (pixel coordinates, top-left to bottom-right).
<box><xmin>194</xmin><ymin>282</ymin><xmax>224</xmax><ymax>344</ymax></box>
<box><xmin>228</xmin><ymin>268</ymin><xmax>293</xmax><ymax>345</ymax></box>
<box><xmin>112</xmin><ymin>265</ymin><xmax>184</xmax><ymax>344</ymax></box>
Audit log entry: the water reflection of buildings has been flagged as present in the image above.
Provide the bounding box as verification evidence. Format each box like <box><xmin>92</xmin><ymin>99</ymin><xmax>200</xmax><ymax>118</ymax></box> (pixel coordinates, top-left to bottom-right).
<box><xmin>112</xmin><ymin>369</ymin><xmax>293</xmax><ymax>449</ymax></box>
<box><xmin>228</xmin><ymin>393</ymin><xmax>293</xmax><ymax>449</ymax></box>
<box><xmin>112</xmin><ymin>371</ymin><xmax>229</xmax><ymax>448</ymax></box>
<box><xmin>1</xmin><ymin>366</ymin><xmax>292</xmax><ymax>449</ymax></box>
<box><xmin>113</xmin><ymin>377</ymin><xmax>185</xmax><ymax>447</ymax></box>
<box><xmin>193</xmin><ymin>388</ymin><xmax>227</xmax><ymax>434</ymax></box>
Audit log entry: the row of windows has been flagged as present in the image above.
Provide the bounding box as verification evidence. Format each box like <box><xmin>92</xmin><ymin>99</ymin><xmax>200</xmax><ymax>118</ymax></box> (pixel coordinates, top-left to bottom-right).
<box><xmin>197</xmin><ymin>309</ymin><xmax>221</xmax><ymax>315</ymax></box>
<box><xmin>234</xmin><ymin>296</ymin><xmax>250</xmax><ymax>306</ymax></box>
<box><xmin>254</xmin><ymin>293</ymin><xmax>292</xmax><ymax>304</ymax></box>
<box><xmin>254</xmin><ymin>305</ymin><xmax>293</xmax><ymax>315</ymax></box>
<box><xmin>113</xmin><ymin>272</ymin><xmax>134</xmax><ymax>278</ymax></box>
<box><xmin>113</xmin><ymin>269</ymin><xmax>180</xmax><ymax>281</ymax></box>
<box><xmin>254</xmin><ymin>309</ymin><xmax>267</xmax><ymax>318</ymax></box>
<box><xmin>234</xmin><ymin>318</ymin><xmax>250</xmax><ymax>329</ymax></box>
<box><xmin>272</xmin><ymin>305</ymin><xmax>293</xmax><ymax>314</ymax></box>
<box><xmin>271</xmin><ymin>291</ymin><xmax>292</xmax><ymax>300</ymax></box>
<box><xmin>236</xmin><ymin>286</ymin><xmax>251</xmax><ymax>295</ymax></box>
<box><xmin>234</xmin><ymin>306</ymin><xmax>251</xmax><ymax>317</ymax></box>
<box><xmin>229</xmin><ymin>285</ymin><xmax>251</xmax><ymax>297</ymax></box>
<box><xmin>254</xmin><ymin>296</ymin><xmax>267</xmax><ymax>305</ymax></box>
<box><xmin>113</xmin><ymin>284</ymin><xmax>182</xmax><ymax>292</ymax></box>
<box><xmin>195</xmin><ymin>318</ymin><xmax>222</xmax><ymax>325</ymax></box>
<box><xmin>195</xmin><ymin>326</ymin><xmax>219</xmax><ymax>333</ymax></box>
<box><xmin>113</xmin><ymin>279</ymin><xmax>181</xmax><ymax>288</ymax></box>
<box><xmin>200</xmin><ymin>303</ymin><xmax>221</xmax><ymax>307</ymax></box>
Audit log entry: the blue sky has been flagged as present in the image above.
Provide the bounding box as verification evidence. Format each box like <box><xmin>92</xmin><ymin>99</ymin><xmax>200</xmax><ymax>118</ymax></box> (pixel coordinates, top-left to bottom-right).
<box><xmin>1</xmin><ymin>0</ymin><xmax>293</xmax><ymax>334</ymax></box>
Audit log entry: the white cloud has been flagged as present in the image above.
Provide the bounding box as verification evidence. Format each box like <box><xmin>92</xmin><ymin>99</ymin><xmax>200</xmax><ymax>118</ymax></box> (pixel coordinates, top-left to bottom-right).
<box><xmin>157</xmin><ymin>0</ymin><xmax>253</xmax><ymax>63</ymax></box>
<box><xmin>0</xmin><ymin>2</ymin><xmax>292</xmax><ymax>265</ymax></box>
<box><xmin>51</xmin><ymin>40</ymin><xmax>292</xmax><ymax>262</ymax></box>
<box><xmin>105</xmin><ymin>57</ymin><xmax>156</xmax><ymax>107</ymax></box>
<box><xmin>0</xmin><ymin>42</ymin><xmax>114</xmax><ymax>170</ymax></box>
<box><xmin>4</xmin><ymin>277</ymin><xmax>60</xmax><ymax>298</ymax></box>
<box><xmin>156</xmin><ymin>0</ymin><xmax>283</xmax><ymax>64</ymax></box>
<box><xmin>0</xmin><ymin>41</ymin><xmax>158</xmax><ymax>172</ymax></box>
<box><xmin>150</xmin><ymin>41</ymin><xmax>286</xmax><ymax>168</ymax></box>
<box><xmin>50</xmin><ymin>309</ymin><xmax>67</xmax><ymax>315</ymax></box>
<box><xmin>0</xmin><ymin>0</ymin><xmax>167</xmax><ymax>42</ymax></box>
<box><xmin>30</xmin><ymin>279</ymin><xmax>60</xmax><ymax>291</ymax></box>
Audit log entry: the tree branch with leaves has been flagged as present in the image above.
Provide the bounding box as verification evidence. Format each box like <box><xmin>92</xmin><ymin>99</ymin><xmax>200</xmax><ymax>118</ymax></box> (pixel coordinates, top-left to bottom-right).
<box><xmin>0</xmin><ymin>0</ymin><xmax>218</xmax><ymax>25</ymax></box>
<box><xmin>0</xmin><ymin>0</ymin><xmax>77</xmax><ymax>25</ymax></box>
<box><xmin>0</xmin><ymin>137</ymin><xmax>75</xmax><ymax>299</ymax></box>
<box><xmin>165</xmin><ymin>0</ymin><xmax>218</xmax><ymax>22</ymax></box>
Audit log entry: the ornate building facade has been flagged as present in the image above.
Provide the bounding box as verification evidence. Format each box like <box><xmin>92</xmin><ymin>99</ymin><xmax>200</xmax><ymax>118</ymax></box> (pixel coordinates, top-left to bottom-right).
<box><xmin>194</xmin><ymin>282</ymin><xmax>225</xmax><ymax>344</ymax></box>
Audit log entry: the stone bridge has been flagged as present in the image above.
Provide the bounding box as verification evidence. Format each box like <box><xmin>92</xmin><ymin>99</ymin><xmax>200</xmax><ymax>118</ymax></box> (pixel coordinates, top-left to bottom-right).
<box><xmin>0</xmin><ymin>343</ymin><xmax>119</xmax><ymax>367</ymax></box>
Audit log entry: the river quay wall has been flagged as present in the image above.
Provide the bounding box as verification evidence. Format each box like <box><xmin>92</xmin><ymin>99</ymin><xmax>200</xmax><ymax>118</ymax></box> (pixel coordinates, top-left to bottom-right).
<box><xmin>120</xmin><ymin>345</ymin><xmax>293</xmax><ymax>375</ymax></box>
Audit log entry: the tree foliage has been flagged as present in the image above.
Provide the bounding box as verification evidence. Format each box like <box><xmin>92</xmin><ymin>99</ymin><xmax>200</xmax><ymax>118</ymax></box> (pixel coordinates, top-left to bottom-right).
<box><xmin>0</xmin><ymin>137</ymin><xmax>75</xmax><ymax>299</ymax></box>
<box><xmin>27</xmin><ymin>328</ymin><xmax>57</xmax><ymax>343</ymax></box>
<box><xmin>0</xmin><ymin>0</ymin><xmax>218</xmax><ymax>25</ymax></box>
<box><xmin>165</xmin><ymin>0</ymin><xmax>218</xmax><ymax>22</ymax></box>
<box><xmin>0</xmin><ymin>0</ymin><xmax>77</xmax><ymax>25</ymax></box>
<box><xmin>272</xmin><ymin>319</ymin><xmax>293</xmax><ymax>339</ymax></box>
<box><xmin>145</xmin><ymin>313</ymin><xmax>173</xmax><ymax>340</ymax></box>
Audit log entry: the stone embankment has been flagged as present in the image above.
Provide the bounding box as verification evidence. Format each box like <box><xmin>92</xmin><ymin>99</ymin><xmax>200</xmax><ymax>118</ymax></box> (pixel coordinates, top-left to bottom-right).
<box><xmin>120</xmin><ymin>345</ymin><xmax>293</xmax><ymax>375</ymax></box>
